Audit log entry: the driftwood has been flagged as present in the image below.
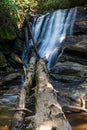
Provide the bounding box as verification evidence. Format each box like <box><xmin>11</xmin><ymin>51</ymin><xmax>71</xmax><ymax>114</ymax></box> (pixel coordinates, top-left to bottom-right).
<box><xmin>26</xmin><ymin>59</ymin><xmax>71</xmax><ymax>130</ymax></box>
<box><xmin>10</xmin><ymin>52</ymin><xmax>36</xmax><ymax>130</ymax></box>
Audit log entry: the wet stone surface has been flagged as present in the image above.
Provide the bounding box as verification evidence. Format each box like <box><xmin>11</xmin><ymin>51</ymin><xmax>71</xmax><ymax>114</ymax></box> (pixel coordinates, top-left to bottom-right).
<box><xmin>0</xmin><ymin>70</ymin><xmax>22</xmax><ymax>130</ymax></box>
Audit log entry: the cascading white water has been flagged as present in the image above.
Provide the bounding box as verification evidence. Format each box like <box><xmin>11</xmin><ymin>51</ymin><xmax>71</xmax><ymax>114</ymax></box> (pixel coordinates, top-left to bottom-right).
<box><xmin>30</xmin><ymin>8</ymin><xmax>77</xmax><ymax>69</ymax></box>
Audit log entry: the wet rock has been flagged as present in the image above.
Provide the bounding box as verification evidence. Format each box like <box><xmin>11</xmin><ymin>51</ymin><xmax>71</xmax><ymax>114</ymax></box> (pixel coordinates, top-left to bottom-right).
<box><xmin>0</xmin><ymin>71</ymin><xmax>22</xmax><ymax>86</ymax></box>
<box><xmin>62</xmin><ymin>36</ymin><xmax>87</xmax><ymax>62</ymax></box>
<box><xmin>74</xmin><ymin>20</ymin><xmax>87</xmax><ymax>35</ymax></box>
<box><xmin>10</xmin><ymin>53</ymin><xmax>23</xmax><ymax>64</ymax></box>
<box><xmin>50</xmin><ymin>61</ymin><xmax>87</xmax><ymax>105</ymax></box>
<box><xmin>57</xmin><ymin>35</ymin><xmax>87</xmax><ymax>64</ymax></box>
<box><xmin>64</xmin><ymin>37</ymin><xmax>87</xmax><ymax>57</ymax></box>
<box><xmin>4</xmin><ymin>53</ymin><xmax>23</xmax><ymax>69</ymax></box>
<box><xmin>0</xmin><ymin>39</ymin><xmax>23</xmax><ymax>69</ymax></box>
<box><xmin>51</xmin><ymin>61</ymin><xmax>87</xmax><ymax>77</ymax></box>
<box><xmin>50</xmin><ymin>61</ymin><xmax>87</xmax><ymax>91</ymax></box>
<box><xmin>11</xmin><ymin>39</ymin><xmax>23</xmax><ymax>55</ymax></box>
<box><xmin>0</xmin><ymin>51</ymin><xmax>7</xmax><ymax>68</ymax></box>
<box><xmin>0</xmin><ymin>39</ymin><xmax>23</xmax><ymax>55</ymax></box>
<box><xmin>59</xmin><ymin>37</ymin><xmax>87</xmax><ymax>65</ymax></box>
<box><xmin>75</xmin><ymin>7</ymin><xmax>87</xmax><ymax>20</ymax></box>
<box><xmin>67</xmin><ymin>39</ymin><xmax>87</xmax><ymax>52</ymax></box>
<box><xmin>64</xmin><ymin>35</ymin><xmax>87</xmax><ymax>45</ymax></box>
<box><xmin>73</xmin><ymin>7</ymin><xmax>87</xmax><ymax>35</ymax></box>
<box><xmin>58</xmin><ymin>51</ymin><xmax>87</xmax><ymax>65</ymax></box>
<box><xmin>0</xmin><ymin>40</ymin><xmax>12</xmax><ymax>53</ymax></box>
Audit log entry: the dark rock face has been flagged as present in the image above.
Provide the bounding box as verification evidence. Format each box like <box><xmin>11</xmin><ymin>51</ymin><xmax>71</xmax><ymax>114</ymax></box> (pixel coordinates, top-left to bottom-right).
<box><xmin>0</xmin><ymin>39</ymin><xmax>23</xmax><ymax>69</ymax></box>
<box><xmin>50</xmin><ymin>7</ymin><xmax>87</xmax><ymax>107</ymax></box>
<box><xmin>73</xmin><ymin>7</ymin><xmax>87</xmax><ymax>35</ymax></box>
<box><xmin>0</xmin><ymin>51</ymin><xmax>7</xmax><ymax>69</ymax></box>
<box><xmin>66</xmin><ymin>39</ymin><xmax>87</xmax><ymax>52</ymax></box>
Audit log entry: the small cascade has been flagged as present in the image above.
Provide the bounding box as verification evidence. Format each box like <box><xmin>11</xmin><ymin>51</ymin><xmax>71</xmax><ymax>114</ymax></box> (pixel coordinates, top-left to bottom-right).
<box><xmin>30</xmin><ymin>7</ymin><xmax>77</xmax><ymax>69</ymax></box>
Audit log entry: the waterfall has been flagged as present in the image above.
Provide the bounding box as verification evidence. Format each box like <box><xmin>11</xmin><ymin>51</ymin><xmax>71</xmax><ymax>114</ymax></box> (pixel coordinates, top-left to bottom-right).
<box><xmin>29</xmin><ymin>8</ymin><xmax>77</xmax><ymax>69</ymax></box>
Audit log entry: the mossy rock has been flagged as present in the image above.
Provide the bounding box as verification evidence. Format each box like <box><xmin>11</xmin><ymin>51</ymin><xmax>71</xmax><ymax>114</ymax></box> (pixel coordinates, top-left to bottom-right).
<box><xmin>0</xmin><ymin>51</ymin><xmax>7</xmax><ymax>68</ymax></box>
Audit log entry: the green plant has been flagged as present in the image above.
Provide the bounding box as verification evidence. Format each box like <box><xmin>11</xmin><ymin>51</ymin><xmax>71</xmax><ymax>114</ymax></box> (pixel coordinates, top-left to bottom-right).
<box><xmin>36</xmin><ymin>0</ymin><xmax>70</xmax><ymax>11</ymax></box>
<box><xmin>36</xmin><ymin>0</ymin><xmax>87</xmax><ymax>12</ymax></box>
<box><xmin>0</xmin><ymin>0</ymin><xmax>18</xmax><ymax>40</ymax></box>
<box><xmin>0</xmin><ymin>0</ymin><xmax>17</xmax><ymax>19</ymax></box>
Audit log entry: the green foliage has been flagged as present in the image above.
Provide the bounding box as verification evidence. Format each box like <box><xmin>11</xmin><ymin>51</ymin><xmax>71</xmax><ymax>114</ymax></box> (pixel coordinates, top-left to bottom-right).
<box><xmin>0</xmin><ymin>0</ymin><xmax>38</xmax><ymax>40</ymax></box>
<box><xmin>15</xmin><ymin>0</ymin><xmax>38</xmax><ymax>23</ymax></box>
<box><xmin>4</xmin><ymin>0</ymin><xmax>17</xmax><ymax>11</ymax></box>
<box><xmin>0</xmin><ymin>0</ymin><xmax>17</xmax><ymax>19</ymax></box>
<box><xmin>0</xmin><ymin>0</ymin><xmax>18</xmax><ymax>40</ymax></box>
<box><xmin>36</xmin><ymin>0</ymin><xmax>87</xmax><ymax>12</ymax></box>
<box><xmin>37</xmin><ymin>0</ymin><xmax>70</xmax><ymax>11</ymax></box>
<box><xmin>0</xmin><ymin>0</ymin><xmax>36</xmax><ymax>26</ymax></box>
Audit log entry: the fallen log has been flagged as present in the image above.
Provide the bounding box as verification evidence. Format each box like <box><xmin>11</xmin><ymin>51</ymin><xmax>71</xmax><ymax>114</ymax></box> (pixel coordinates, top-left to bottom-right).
<box><xmin>10</xmin><ymin>52</ymin><xmax>37</xmax><ymax>130</ymax></box>
<box><xmin>26</xmin><ymin>59</ymin><xmax>72</xmax><ymax>130</ymax></box>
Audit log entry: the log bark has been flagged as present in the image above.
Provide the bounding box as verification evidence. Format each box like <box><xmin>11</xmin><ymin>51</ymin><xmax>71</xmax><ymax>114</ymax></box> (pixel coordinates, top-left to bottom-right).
<box><xmin>26</xmin><ymin>59</ymin><xmax>72</xmax><ymax>130</ymax></box>
<box><xmin>10</xmin><ymin>52</ymin><xmax>37</xmax><ymax>130</ymax></box>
